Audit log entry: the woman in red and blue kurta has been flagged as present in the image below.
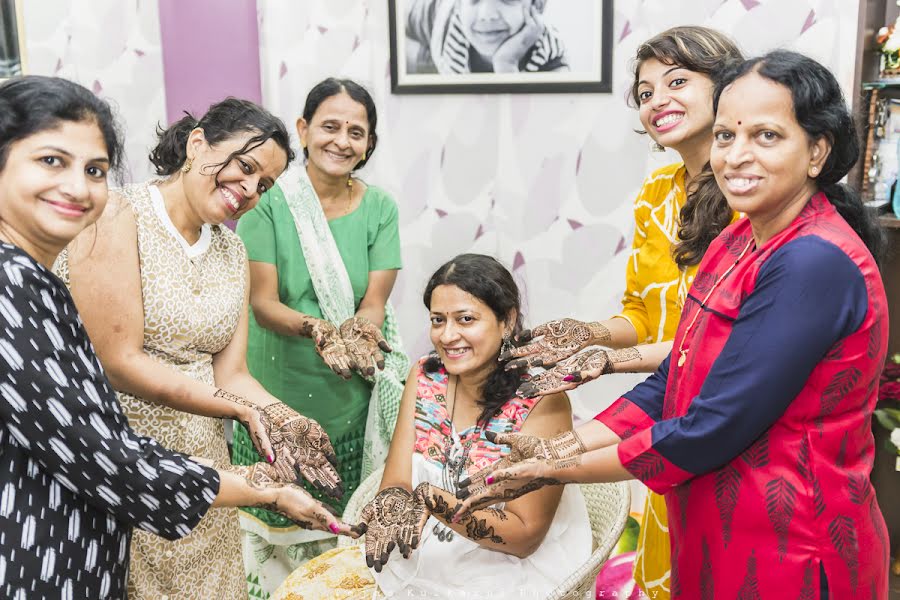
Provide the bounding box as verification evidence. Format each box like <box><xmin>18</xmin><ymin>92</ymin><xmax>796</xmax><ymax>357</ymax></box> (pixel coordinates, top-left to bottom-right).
<box><xmin>453</xmin><ymin>50</ymin><xmax>890</xmax><ymax>599</ymax></box>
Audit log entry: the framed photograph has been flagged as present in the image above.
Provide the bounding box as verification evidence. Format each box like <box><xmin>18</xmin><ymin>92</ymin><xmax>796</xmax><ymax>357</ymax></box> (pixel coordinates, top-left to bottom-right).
<box><xmin>0</xmin><ymin>0</ymin><xmax>25</xmax><ymax>80</ymax></box>
<box><xmin>389</xmin><ymin>0</ymin><xmax>613</xmax><ymax>94</ymax></box>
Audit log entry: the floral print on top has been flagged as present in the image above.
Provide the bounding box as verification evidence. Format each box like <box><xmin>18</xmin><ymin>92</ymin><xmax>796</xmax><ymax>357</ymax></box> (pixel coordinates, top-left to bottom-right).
<box><xmin>412</xmin><ymin>355</ymin><xmax>538</xmax><ymax>475</ymax></box>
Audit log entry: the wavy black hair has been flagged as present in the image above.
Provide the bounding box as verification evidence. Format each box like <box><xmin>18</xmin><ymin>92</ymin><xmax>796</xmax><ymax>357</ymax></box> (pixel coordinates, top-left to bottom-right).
<box><xmin>0</xmin><ymin>75</ymin><xmax>124</xmax><ymax>181</ymax></box>
<box><xmin>629</xmin><ymin>26</ymin><xmax>744</xmax><ymax>268</ymax></box>
<box><xmin>148</xmin><ymin>97</ymin><xmax>294</xmax><ymax>178</ymax></box>
<box><xmin>422</xmin><ymin>254</ymin><xmax>524</xmax><ymax>425</ymax></box>
<box><xmin>713</xmin><ymin>50</ymin><xmax>884</xmax><ymax>264</ymax></box>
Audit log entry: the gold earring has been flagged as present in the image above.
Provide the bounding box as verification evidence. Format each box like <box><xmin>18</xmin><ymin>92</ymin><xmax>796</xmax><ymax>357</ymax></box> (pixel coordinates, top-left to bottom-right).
<box><xmin>181</xmin><ymin>157</ymin><xmax>193</xmax><ymax>174</ymax></box>
<box><xmin>361</xmin><ymin>150</ymin><xmax>367</xmax><ymax>161</ymax></box>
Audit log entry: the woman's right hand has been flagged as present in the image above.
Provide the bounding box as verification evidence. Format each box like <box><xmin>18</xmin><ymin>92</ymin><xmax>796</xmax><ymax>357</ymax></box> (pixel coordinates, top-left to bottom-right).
<box><xmin>221</xmin><ymin>463</ymin><xmax>358</xmax><ymax>536</ymax></box>
<box><xmin>502</xmin><ymin>318</ymin><xmax>609</xmax><ymax>372</ymax></box>
<box><xmin>515</xmin><ymin>347</ymin><xmax>614</xmax><ymax>397</ymax></box>
<box><xmin>308</xmin><ymin>319</ymin><xmax>354</xmax><ymax>379</ymax></box>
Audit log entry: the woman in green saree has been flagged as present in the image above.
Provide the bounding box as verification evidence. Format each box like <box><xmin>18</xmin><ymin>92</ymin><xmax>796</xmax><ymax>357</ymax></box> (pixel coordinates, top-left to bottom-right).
<box><xmin>232</xmin><ymin>77</ymin><xmax>408</xmax><ymax>595</ymax></box>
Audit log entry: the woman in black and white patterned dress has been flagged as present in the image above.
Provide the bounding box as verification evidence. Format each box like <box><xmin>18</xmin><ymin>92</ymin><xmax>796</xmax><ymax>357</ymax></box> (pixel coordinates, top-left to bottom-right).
<box><xmin>0</xmin><ymin>76</ymin><xmax>358</xmax><ymax>600</ymax></box>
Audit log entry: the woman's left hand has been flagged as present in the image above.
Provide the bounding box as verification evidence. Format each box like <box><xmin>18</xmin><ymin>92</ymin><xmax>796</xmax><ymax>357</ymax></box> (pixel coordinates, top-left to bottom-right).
<box><xmin>258</xmin><ymin>402</ymin><xmax>344</xmax><ymax>499</ymax></box>
<box><xmin>339</xmin><ymin>316</ymin><xmax>393</xmax><ymax>377</ymax></box>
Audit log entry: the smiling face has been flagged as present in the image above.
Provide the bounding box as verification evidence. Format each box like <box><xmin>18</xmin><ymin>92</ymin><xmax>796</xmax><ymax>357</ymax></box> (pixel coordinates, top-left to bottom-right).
<box><xmin>183</xmin><ymin>130</ymin><xmax>287</xmax><ymax>224</ymax></box>
<box><xmin>458</xmin><ymin>0</ymin><xmax>528</xmax><ymax>57</ymax></box>
<box><xmin>297</xmin><ymin>92</ymin><xmax>371</xmax><ymax>180</ymax></box>
<box><xmin>428</xmin><ymin>284</ymin><xmax>511</xmax><ymax>379</ymax></box>
<box><xmin>0</xmin><ymin>119</ymin><xmax>110</xmax><ymax>260</ymax></box>
<box><xmin>636</xmin><ymin>58</ymin><xmax>715</xmax><ymax>155</ymax></box>
<box><xmin>711</xmin><ymin>71</ymin><xmax>829</xmax><ymax>230</ymax></box>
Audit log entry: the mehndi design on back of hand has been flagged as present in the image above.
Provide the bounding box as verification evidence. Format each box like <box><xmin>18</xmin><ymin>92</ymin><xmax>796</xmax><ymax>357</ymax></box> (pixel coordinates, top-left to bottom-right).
<box><xmin>502</xmin><ymin>318</ymin><xmax>611</xmax><ymax>371</ymax></box>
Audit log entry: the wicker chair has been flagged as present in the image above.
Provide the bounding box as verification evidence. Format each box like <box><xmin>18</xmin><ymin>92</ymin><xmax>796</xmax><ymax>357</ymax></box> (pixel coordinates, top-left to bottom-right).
<box><xmin>338</xmin><ymin>465</ymin><xmax>631</xmax><ymax>600</ymax></box>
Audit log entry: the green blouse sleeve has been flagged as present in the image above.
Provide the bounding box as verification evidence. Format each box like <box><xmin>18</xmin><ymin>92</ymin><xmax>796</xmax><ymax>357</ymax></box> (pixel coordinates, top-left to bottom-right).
<box><xmin>368</xmin><ymin>187</ymin><xmax>403</xmax><ymax>272</ymax></box>
<box><xmin>237</xmin><ymin>185</ymin><xmax>279</xmax><ymax>264</ymax></box>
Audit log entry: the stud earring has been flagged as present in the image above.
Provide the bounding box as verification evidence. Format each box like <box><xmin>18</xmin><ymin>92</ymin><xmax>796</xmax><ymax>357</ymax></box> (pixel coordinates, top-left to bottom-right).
<box><xmin>810</xmin><ymin>166</ymin><xmax>819</xmax><ymax>176</ymax></box>
<box><xmin>181</xmin><ymin>157</ymin><xmax>193</xmax><ymax>174</ymax></box>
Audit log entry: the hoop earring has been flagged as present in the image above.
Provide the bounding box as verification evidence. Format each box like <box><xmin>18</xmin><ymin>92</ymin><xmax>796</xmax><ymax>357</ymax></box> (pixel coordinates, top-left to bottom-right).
<box><xmin>181</xmin><ymin>157</ymin><xmax>193</xmax><ymax>174</ymax></box>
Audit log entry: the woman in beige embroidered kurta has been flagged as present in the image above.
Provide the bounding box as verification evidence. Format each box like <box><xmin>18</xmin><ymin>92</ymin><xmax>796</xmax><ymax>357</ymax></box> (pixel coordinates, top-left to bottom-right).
<box><xmin>56</xmin><ymin>100</ymin><xmax>343</xmax><ymax>598</ymax></box>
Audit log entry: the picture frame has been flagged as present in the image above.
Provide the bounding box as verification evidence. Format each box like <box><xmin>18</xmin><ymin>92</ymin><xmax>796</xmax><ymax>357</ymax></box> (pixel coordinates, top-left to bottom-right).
<box><xmin>0</xmin><ymin>0</ymin><xmax>26</xmax><ymax>81</ymax></box>
<box><xmin>388</xmin><ymin>0</ymin><xmax>613</xmax><ymax>94</ymax></box>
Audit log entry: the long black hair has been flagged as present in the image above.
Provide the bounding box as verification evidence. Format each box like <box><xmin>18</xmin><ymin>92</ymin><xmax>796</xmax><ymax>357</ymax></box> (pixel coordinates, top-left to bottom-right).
<box><xmin>713</xmin><ymin>50</ymin><xmax>885</xmax><ymax>264</ymax></box>
<box><xmin>301</xmin><ymin>78</ymin><xmax>378</xmax><ymax>170</ymax></box>
<box><xmin>148</xmin><ymin>97</ymin><xmax>294</xmax><ymax>177</ymax></box>
<box><xmin>0</xmin><ymin>75</ymin><xmax>124</xmax><ymax>180</ymax></box>
<box><xmin>422</xmin><ymin>254</ymin><xmax>524</xmax><ymax>425</ymax></box>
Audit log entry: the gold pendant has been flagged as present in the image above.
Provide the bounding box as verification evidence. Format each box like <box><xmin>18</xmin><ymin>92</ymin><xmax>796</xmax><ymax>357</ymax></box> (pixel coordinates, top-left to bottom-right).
<box><xmin>677</xmin><ymin>351</ymin><xmax>687</xmax><ymax>367</ymax></box>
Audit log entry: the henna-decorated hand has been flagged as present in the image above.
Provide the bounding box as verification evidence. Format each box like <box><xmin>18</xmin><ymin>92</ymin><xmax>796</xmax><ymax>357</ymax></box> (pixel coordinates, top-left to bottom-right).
<box><xmin>516</xmin><ymin>347</ymin><xmax>613</xmax><ymax>397</ymax></box>
<box><xmin>339</xmin><ymin>316</ymin><xmax>392</xmax><ymax>377</ymax></box>
<box><xmin>307</xmin><ymin>319</ymin><xmax>353</xmax><ymax>379</ymax></box>
<box><xmin>452</xmin><ymin>455</ymin><xmax>577</xmax><ymax>520</ymax></box>
<box><xmin>219</xmin><ymin>463</ymin><xmax>359</xmax><ymax>536</ymax></box>
<box><xmin>502</xmin><ymin>318</ymin><xmax>610</xmax><ymax>372</ymax></box>
<box><xmin>455</xmin><ymin>430</ymin><xmax>584</xmax><ymax>502</ymax></box>
<box><xmin>217</xmin><ymin>389</ymin><xmax>275</xmax><ymax>463</ymax></box>
<box><xmin>258</xmin><ymin>402</ymin><xmax>344</xmax><ymax>499</ymax></box>
<box><xmin>358</xmin><ymin>485</ymin><xmax>430</xmax><ymax>573</ymax></box>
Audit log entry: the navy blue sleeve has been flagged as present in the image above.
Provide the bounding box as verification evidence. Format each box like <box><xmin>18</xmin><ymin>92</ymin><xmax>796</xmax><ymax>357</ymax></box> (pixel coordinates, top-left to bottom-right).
<box><xmin>649</xmin><ymin>236</ymin><xmax>868</xmax><ymax>476</ymax></box>
<box><xmin>621</xmin><ymin>353</ymin><xmax>670</xmax><ymax>422</ymax></box>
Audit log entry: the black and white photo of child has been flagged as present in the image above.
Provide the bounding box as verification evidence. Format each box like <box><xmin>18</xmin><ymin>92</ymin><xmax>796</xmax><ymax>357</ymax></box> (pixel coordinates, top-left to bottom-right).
<box><xmin>405</xmin><ymin>0</ymin><xmax>569</xmax><ymax>74</ymax></box>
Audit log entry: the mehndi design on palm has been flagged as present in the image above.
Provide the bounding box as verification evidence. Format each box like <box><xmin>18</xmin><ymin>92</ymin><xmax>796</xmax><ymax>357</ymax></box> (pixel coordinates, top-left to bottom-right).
<box><xmin>258</xmin><ymin>402</ymin><xmax>344</xmax><ymax>499</ymax></box>
<box><xmin>502</xmin><ymin>318</ymin><xmax>611</xmax><ymax>371</ymax></box>
<box><xmin>339</xmin><ymin>316</ymin><xmax>392</xmax><ymax>377</ymax></box>
<box><xmin>516</xmin><ymin>347</ymin><xmax>614</xmax><ymax>397</ymax></box>
<box><xmin>359</xmin><ymin>485</ymin><xmax>430</xmax><ymax>572</ymax></box>
<box><xmin>218</xmin><ymin>462</ymin><xmax>355</xmax><ymax>534</ymax></box>
<box><xmin>309</xmin><ymin>319</ymin><xmax>353</xmax><ymax>379</ymax></box>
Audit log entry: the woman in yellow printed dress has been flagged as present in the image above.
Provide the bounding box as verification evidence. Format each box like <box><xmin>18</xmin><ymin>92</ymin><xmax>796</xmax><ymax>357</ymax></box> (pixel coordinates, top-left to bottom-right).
<box><xmin>501</xmin><ymin>27</ymin><xmax>742</xmax><ymax>599</ymax></box>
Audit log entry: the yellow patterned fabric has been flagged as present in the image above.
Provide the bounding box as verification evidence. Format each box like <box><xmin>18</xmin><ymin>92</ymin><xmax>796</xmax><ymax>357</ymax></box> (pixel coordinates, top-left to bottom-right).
<box><xmin>272</xmin><ymin>546</ymin><xmax>378</xmax><ymax>600</ymax></box>
<box><xmin>57</xmin><ymin>183</ymin><xmax>248</xmax><ymax>599</ymax></box>
<box><xmin>616</xmin><ymin>163</ymin><xmax>696</xmax><ymax>346</ymax></box>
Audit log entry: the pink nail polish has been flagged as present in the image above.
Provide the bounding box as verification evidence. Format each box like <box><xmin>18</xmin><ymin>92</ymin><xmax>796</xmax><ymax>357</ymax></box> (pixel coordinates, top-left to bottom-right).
<box><xmin>562</xmin><ymin>375</ymin><xmax>575</xmax><ymax>382</ymax></box>
<box><xmin>329</xmin><ymin>523</ymin><xmax>340</xmax><ymax>534</ymax></box>
<box><xmin>267</xmin><ymin>454</ymin><xmax>274</xmax><ymax>464</ymax></box>
<box><xmin>486</xmin><ymin>476</ymin><xmax>494</xmax><ymax>485</ymax></box>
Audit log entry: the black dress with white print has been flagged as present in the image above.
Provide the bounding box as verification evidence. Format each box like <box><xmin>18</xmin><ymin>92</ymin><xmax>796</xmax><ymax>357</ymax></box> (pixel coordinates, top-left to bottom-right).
<box><xmin>0</xmin><ymin>243</ymin><xmax>220</xmax><ymax>599</ymax></box>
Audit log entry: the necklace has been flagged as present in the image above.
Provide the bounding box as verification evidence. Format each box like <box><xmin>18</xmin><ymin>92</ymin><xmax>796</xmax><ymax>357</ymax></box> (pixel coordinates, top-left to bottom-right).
<box><xmin>676</xmin><ymin>238</ymin><xmax>754</xmax><ymax>368</ymax></box>
<box><xmin>434</xmin><ymin>376</ymin><xmax>480</xmax><ymax>543</ymax></box>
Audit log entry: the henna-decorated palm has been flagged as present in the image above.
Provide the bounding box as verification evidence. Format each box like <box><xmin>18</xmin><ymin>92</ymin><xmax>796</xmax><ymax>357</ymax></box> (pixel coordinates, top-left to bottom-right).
<box><xmin>358</xmin><ymin>485</ymin><xmax>430</xmax><ymax>573</ymax></box>
<box><xmin>310</xmin><ymin>319</ymin><xmax>353</xmax><ymax>379</ymax></box>
<box><xmin>456</xmin><ymin>430</ymin><xmax>585</xmax><ymax>503</ymax></box>
<box><xmin>339</xmin><ymin>316</ymin><xmax>392</xmax><ymax>377</ymax></box>
<box><xmin>502</xmin><ymin>318</ymin><xmax>607</xmax><ymax>372</ymax></box>
<box><xmin>258</xmin><ymin>402</ymin><xmax>344</xmax><ymax>499</ymax></box>
<box><xmin>220</xmin><ymin>463</ymin><xmax>358</xmax><ymax>536</ymax></box>
<box><xmin>516</xmin><ymin>347</ymin><xmax>613</xmax><ymax>398</ymax></box>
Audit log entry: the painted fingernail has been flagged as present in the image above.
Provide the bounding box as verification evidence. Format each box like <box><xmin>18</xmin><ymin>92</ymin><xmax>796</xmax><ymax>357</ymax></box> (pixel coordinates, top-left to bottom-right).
<box><xmin>267</xmin><ymin>454</ymin><xmax>274</xmax><ymax>463</ymax></box>
<box><xmin>562</xmin><ymin>375</ymin><xmax>575</xmax><ymax>382</ymax></box>
<box><xmin>486</xmin><ymin>476</ymin><xmax>494</xmax><ymax>485</ymax></box>
<box><xmin>329</xmin><ymin>523</ymin><xmax>340</xmax><ymax>534</ymax></box>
